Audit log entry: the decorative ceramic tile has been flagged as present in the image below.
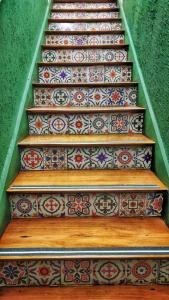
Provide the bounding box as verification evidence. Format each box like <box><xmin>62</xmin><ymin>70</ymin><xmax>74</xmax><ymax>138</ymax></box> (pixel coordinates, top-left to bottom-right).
<box><xmin>53</xmin><ymin>67</ymin><xmax>72</xmax><ymax>83</ymax></box>
<box><xmin>107</xmin><ymin>86</ymin><xmax>137</xmax><ymax>106</ymax></box>
<box><xmin>38</xmin><ymin>194</ymin><xmax>65</xmax><ymax>217</ymax></box>
<box><xmin>49</xmin><ymin>115</ymin><xmax>68</xmax><ymax>134</ymax></box>
<box><xmin>87</xmin><ymin>50</ymin><xmax>102</xmax><ymax>63</ymax></box>
<box><xmin>39</xmin><ymin>66</ymin><xmax>56</xmax><ymax>83</ymax></box>
<box><xmin>72</xmin><ymin>66</ymin><xmax>88</xmax><ymax>83</ymax></box>
<box><xmin>125</xmin><ymin>87</ymin><xmax>138</xmax><ymax>105</ymax></box>
<box><xmin>126</xmin><ymin>260</ymin><xmax>158</xmax><ymax>285</ymax></box>
<box><xmin>0</xmin><ymin>261</ymin><xmax>27</xmax><ymax>286</ymax></box>
<box><xmin>158</xmin><ymin>260</ymin><xmax>169</xmax><ymax>284</ymax></box>
<box><xmin>129</xmin><ymin>113</ymin><xmax>144</xmax><ymax>133</ymax></box>
<box><xmin>51</xmin><ymin>88</ymin><xmax>71</xmax><ymax>106</ymax></box>
<box><xmin>103</xmin><ymin>50</ymin><xmax>127</xmax><ymax>62</ymax></box>
<box><xmin>28</xmin><ymin>114</ymin><xmax>49</xmax><ymax>135</ymax></box>
<box><xmin>105</xmin><ymin>65</ymin><xmax>132</xmax><ymax>83</ymax></box>
<box><xmin>48</xmin><ymin>23</ymin><xmax>87</xmax><ymax>31</ymax></box>
<box><xmin>67</xmin><ymin>147</ymin><xmax>91</xmax><ymax>169</ymax></box>
<box><xmin>51</xmin><ymin>12</ymin><xmax>119</xmax><ymax>20</ymax></box>
<box><xmin>61</xmin><ymin>260</ymin><xmax>92</xmax><ymax>285</ymax></box>
<box><xmin>20</xmin><ymin>148</ymin><xmax>44</xmax><ymax>170</ymax></box>
<box><xmin>93</xmin><ymin>260</ymin><xmax>126</xmax><ymax>285</ymax></box>
<box><xmin>46</xmin><ymin>35</ymin><xmax>75</xmax><ymax>46</ymax></box>
<box><xmin>42</xmin><ymin>50</ymin><xmax>57</xmax><ymax>63</ymax></box>
<box><xmin>119</xmin><ymin>193</ymin><xmax>146</xmax><ymax>217</ymax></box>
<box><xmin>146</xmin><ymin>193</ymin><xmax>163</xmax><ymax>216</ymax></box>
<box><xmin>44</xmin><ymin>148</ymin><xmax>67</xmax><ymax>169</ymax></box>
<box><xmin>88</xmin><ymin>88</ymin><xmax>109</xmax><ymax>106</ymax></box>
<box><xmin>69</xmin><ymin>114</ymin><xmax>90</xmax><ymax>134</ymax></box>
<box><xmin>90</xmin><ymin>147</ymin><xmax>113</xmax><ymax>169</ymax></box>
<box><xmin>114</xmin><ymin>147</ymin><xmax>136</xmax><ymax>169</ymax></box>
<box><xmin>87</xmin><ymin>34</ymin><xmax>125</xmax><ymax>46</ymax></box>
<box><xmin>70</xmin><ymin>88</ymin><xmax>88</xmax><ymax>107</ymax></box>
<box><xmin>34</xmin><ymin>88</ymin><xmax>53</xmax><ymax>106</ymax></box>
<box><xmin>65</xmin><ymin>193</ymin><xmax>91</xmax><ymax>217</ymax></box>
<box><xmin>72</xmin><ymin>50</ymin><xmax>88</xmax><ymax>63</ymax></box>
<box><xmin>110</xmin><ymin>113</ymin><xmax>129</xmax><ymax>133</ymax></box>
<box><xmin>10</xmin><ymin>194</ymin><xmax>38</xmax><ymax>218</ymax></box>
<box><xmin>91</xmin><ymin>193</ymin><xmax>119</xmax><ymax>216</ymax></box>
<box><xmin>90</xmin><ymin>113</ymin><xmax>109</xmax><ymax>134</ymax></box>
<box><xmin>88</xmin><ymin>66</ymin><xmax>104</xmax><ymax>83</ymax></box>
<box><xmin>48</xmin><ymin>22</ymin><xmax>122</xmax><ymax>32</ymax></box>
<box><xmin>53</xmin><ymin>3</ymin><xmax>117</xmax><ymax>9</ymax></box>
<box><xmin>136</xmin><ymin>147</ymin><xmax>152</xmax><ymax>169</ymax></box>
<box><xmin>28</xmin><ymin>261</ymin><xmax>60</xmax><ymax>286</ymax></box>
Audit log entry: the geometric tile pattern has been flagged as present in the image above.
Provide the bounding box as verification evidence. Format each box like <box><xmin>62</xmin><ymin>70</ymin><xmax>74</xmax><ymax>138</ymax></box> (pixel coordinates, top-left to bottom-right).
<box><xmin>10</xmin><ymin>192</ymin><xmax>163</xmax><ymax>218</ymax></box>
<box><xmin>20</xmin><ymin>145</ymin><xmax>152</xmax><ymax>170</ymax></box>
<box><xmin>1</xmin><ymin>259</ymin><xmax>169</xmax><ymax>286</ymax></box>
<box><xmin>48</xmin><ymin>22</ymin><xmax>122</xmax><ymax>32</ymax></box>
<box><xmin>34</xmin><ymin>86</ymin><xmax>137</xmax><ymax>107</ymax></box>
<box><xmin>42</xmin><ymin>49</ymin><xmax>128</xmax><ymax>63</ymax></box>
<box><xmin>38</xmin><ymin>65</ymin><xmax>132</xmax><ymax>83</ymax></box>
<box><xmin>28</xmin><ymin>112</ymin><xmax>144</xmax><ymax>135</ymax></box>
<box><xmin>53</xmin><ymin>3</ymin><xmax>118</xmax><ymax>9</ymax></box>
<box><xmin>51</xmin><ymin>12</ymin><xmax>119</xmax><ymax>20</ymax></box>
<box><xmin>45</xmin><ymin>34</ymin><xmax>125</xmax><ymax>46</ymax></box>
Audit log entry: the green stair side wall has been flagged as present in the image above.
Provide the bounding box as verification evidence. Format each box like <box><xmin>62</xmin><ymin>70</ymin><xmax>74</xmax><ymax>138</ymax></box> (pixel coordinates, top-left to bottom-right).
<box><xmin>120</xmin><ymin>0</ymin><xmax>169</xmax><ymax>223</ymax></box>
<box><xmin>0</xmin><ymin>0</ymin><xmax>51</xmax><ymax>235</ymax></box>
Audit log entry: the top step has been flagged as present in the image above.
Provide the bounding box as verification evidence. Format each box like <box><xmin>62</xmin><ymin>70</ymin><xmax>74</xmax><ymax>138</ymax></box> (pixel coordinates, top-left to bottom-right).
<box><xmin>53</xmin><ymin>2</ymin><xmax>118</xmax><ymax>10</ymax></box>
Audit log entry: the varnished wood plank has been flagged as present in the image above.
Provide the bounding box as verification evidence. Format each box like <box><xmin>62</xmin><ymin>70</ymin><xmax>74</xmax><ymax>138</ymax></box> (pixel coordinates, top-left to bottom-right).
<box><xmin>18</xmin><ymin>134</ymin><xmax>155</xmax><ymax>147</ymax></box>
<box><xmin>0</xmin><ymin>218</ymin><xmax>169</xmax><ymax>259</ymax></box>
<box><xmin>0</xmin><ymin>286</ymin><xmax>169</xmax><ymax>300</ymax></box>
<box><xmin>33</xmin><ymin>81</ymin><xmax>138</xmax><ymax>88</ymax></box>
<box><xmin>53</xmin><ymin>0</ymin><xmax>117</xmax><ymax>3</ymax></box>
<box><xmin>45</xmin><ymin>29</ymin><xmax>125</xmax><ymax>35</ymax></box>
<box><xmin>42</xmin><ymin>44</ymin><xmax>128</xmax><ymax>50</ymax></box>
<box><xmin>7</xmin><ymin>170</ymin><xmax>167</xmax><ymax>193</ymax></box>
<box><xmin>51</xmin><ymin>8</ymin><xmax>119</xmax><ymax>12</ymax></box>
<box><xmin>48</xmin><ymin>17</ymin><xmax>122</xmax><ymax>23</ymax></box>
<box><xmin>38</xmin><ymin>61</ymin><xmax>133</xmax><ymax>67</ymax></box>
<box><xmin>27</xmin><ymin>106</ymin><xmax>145</xmax><ymax>113</ymax></box>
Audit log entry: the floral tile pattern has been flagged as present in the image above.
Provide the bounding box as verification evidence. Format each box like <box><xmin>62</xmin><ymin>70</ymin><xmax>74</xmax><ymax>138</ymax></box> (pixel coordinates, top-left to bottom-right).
<box><xmin>48</xmin><ymin>22</ymin><xmax>122</xmax><ymax>31</ymax></box>
<box><xmin>49</xmin><ymin>114</ymin><xmax>68</xmax><ymax>134</ymax></box>
<box><xmin>39</xmin><ymin>65</ymin><xmax>132</xmax><ymax>84</ymax></box>
<box><xmin>90</xmin><ymin>113</ymin><xmax>109</xmax><ymax>134</ymax></box>
<box><xmin>69</xmin><ymin>114</ymin><xmax>90</xmax><ymax>134</ymax></box>
<box><xmin>51</xmin><ymin>12</ymin><xmax>119</xmax><ymax>20</ymax></box>
<box><xmin>28</xmin><ymin>261</ymin><xmax>60</xmax><ymax>286</ymax></box>
<box><xmin>20</xmin><ymin>148</ymin><xmax>44</xmax><ymax>170</ymax></box>
<box><xmin>10</xmin><ymin>192</ymin><xmax>163</xmax><ymax>219</ymax></box>
<box><xmin>67</xmin><ymin>147</ymin><xmax>91</xmax><ymax>169</ymax></box>
<box><xmin>93</xmin><ymin>260</ymin><xmax>126</xmax><ymax>284</ymax></box>
<box><xmin>61</xmin><ymin>260</ymin><xmax>93</xmax><ymax>285</ymax></box>
<box><xmin>126</xmin><ymin>260</ymin><xmax>158</xmax><ymax>285</ymax></box>
<box><xmin>28</xmin><ymin>114</ymin><xmax>49</xmax><ymax>135</ymax></box>
<box><xmin>53</xmin><ymin>3</ymin><xmax>117</xmax><ymax>9</ymax></box>
<box><xmin>158</xmin><ymin>260</ymin><xmax>169</xmax><ymax>284</ymax></box>
<box><xmin>45</xmin><ymin>34</ymin><xmax>125</xmax><ymax>46</ymax></box>
<box><xmin>0</xmin><ymin>261</ymin><xmax>28</xmax><ymax>286</ymax></box>
<box><xmin>34</xmin><ymin>86</ymin><xmax>137</xmax><ymax>107</ymax></box>
<box><xmin>43</xmin><ymin>147</ymin><xmax>67</xmax><ymax>169</ymax></box>
<box><xmin>90</xmin><ymin>147</ymin><xmax>113</xmax><ymax>168</ymax></box>
<box><xmin>42</xmin><ymin>49</ymin><xmax>127</xmax><ymax>63</ymax></box>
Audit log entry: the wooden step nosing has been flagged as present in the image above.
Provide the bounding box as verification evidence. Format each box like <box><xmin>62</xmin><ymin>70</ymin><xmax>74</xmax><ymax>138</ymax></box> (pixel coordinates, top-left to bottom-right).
<box><xmin>48</xmin><ymin>17</ymin><xmax>122</xmax><ymax>23</ymax></box>
<box><xmin>51</xmin><ymin>8</ymin><xmax>120</xmax><ymax>13</ymax></box>
<box><xmin>42</xmin><ymin>44</ymin><xmax>129</xmax><ymax>50</ymax></box>
<box><xmin>33</xmin><ymin>81</ymin><xmax>138</xmax><ymax>88</ymax></box>
<box><xmin>38</xmin><ymin>61</ymin><xmax>133</xmax><ymax>67</ymax></box>
<box><xmin>45</xmin><ymin>29</ymin><xmax>125</xmax><ymax>35</ymax></box>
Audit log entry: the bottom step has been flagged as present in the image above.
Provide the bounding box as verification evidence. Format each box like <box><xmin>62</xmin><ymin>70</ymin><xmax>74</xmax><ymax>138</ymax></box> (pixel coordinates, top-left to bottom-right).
<box><xmin>0</xmin><ymin>286</ymin><xmax>169</xmax><ymax>300</ymax></box>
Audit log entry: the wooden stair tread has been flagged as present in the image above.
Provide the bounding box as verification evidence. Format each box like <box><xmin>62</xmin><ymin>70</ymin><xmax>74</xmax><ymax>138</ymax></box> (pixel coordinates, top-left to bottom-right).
<box><xmin>1</xmin><ymin>286</ymin><xmax>169</xmax><ymax>300</ymax></box>
<box><xmin>7</xmin><ymin>170</ymin><xmax>167</xmax><ymax>192</ymax></box>
<box><xmin>42</xmin><ymin>44</ymin><xmax>128</xmax><ymax>50</ymax></box>
<box><xmin>51</xmin><ymin>7</ymin><xmax>119</xmax><ymax>12</ymax></box>
<box><xmin>0</xmin><ymin>218</ymin><xmax>169</xmax><ymax>259</ymax></box>
<box><xmin>48</xmin><ymin>17</ymin><xmax>122</xmax><ymax>23</ymax></box>
<box><xmin>27</xmin><ymin>106</ymin><xmax>144</xmax><ymax>113</ymax></box>
<box><xmin>45</xmin><ymin>29</ymin><xmax>125</xmax><ymax>35</ymax></box>
<box><xmin>19</xmin><ymin>134</ymin><xmax>155</xmax><ymax>146</ymax></box>
<box><xmin>38</xmin><ymin>61</ymin><xmax>133</xmax><ymax>67</ymax></box>
<box><xmin>33</xmin><ymin>81</ymin><xmax>138</xmax><ymax>88</ymax></box>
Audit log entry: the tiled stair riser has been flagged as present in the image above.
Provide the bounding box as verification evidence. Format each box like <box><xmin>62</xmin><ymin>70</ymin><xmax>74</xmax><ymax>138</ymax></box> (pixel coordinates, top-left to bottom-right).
<box><xmin>9</xmin><ymin>192</ymin><xmax>163</xmax><ymax>218</ymax></box>
<box><xmin>28</xmin><ymin>112</ymin><xmax>144</xmax><ymax>135</ymax></box>
<box><xmin>42</xmin><ymin>49</ymin><xmax>128</xmax><ymax>63</ymax></box>
<box><xmin>20</xmin><ymin>145</ymin><xmax>152</xmax><ymax>170</ymax></box>
<box><xmin>38</xmin><ymin>65</ymin><xmax>132</xmax><ymax>84</ymax></box>
<box><xmin>51</xmin><ymin>12</ymin><xmax>119</xmax><ymax>19</ymax></box>
<box><xmin>48</xmin><ymin>22</ymin><xmax>122</xmax><ymax>31</ymax></box>
<box><xmin>0</xmin><ymin>259</ymin><xmax>168</xmax><ymax>286</ymax></box>
<box><xmin>53</xmin><ymin>3</ymin><xmax>118</xmax><ymax>9</ymax></box>
<box><xmin>34</xmin><ymin>86</ymin><xmax>137</xmax><ymax>107</ymax></box>
<box><xmin>45</xmin><ymin>34</ymin><xmax>125</xmax><ymax>46</ymax></box>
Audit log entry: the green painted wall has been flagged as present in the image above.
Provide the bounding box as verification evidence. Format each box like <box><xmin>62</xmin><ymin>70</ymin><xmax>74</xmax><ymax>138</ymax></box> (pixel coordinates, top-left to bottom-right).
<box><xmin>0</xmin><ymin>0</ymin><xmax>51</xmax><ymax>234</ymax></box>
<box><xmin>120</xmin><ymin>0</ymin><xmax>169</xmax><ymax>223</ymax></box>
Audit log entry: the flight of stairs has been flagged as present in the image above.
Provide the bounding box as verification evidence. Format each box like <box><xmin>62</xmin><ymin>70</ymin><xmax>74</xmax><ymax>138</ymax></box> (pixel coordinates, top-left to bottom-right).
<box><xmin>0</xmin><ymin>0</ymin><xmax>169</xmax><ymax>290</ymax></box>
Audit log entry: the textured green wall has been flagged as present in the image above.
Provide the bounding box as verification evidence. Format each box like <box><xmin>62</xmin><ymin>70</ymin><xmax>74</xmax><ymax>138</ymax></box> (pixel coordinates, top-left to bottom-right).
<box><xmin>121</xmin><ymin>0</ymin><xmax>169</xmax><ymax>223</ymax></box>
<box><xmin>0</xmin><ymin>0</ymin><xmax>50</xmax><ymax>234</ymax></box>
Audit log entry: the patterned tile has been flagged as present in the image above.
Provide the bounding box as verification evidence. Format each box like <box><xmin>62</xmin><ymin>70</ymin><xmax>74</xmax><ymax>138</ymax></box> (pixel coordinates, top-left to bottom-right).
<box><xmin>119</xmin><ymin>193</ymin><xmax>146</xmax><ymax>217</ymax></box>
<box><xmin>72</xmin><ymin>50</ymin><xmax>88</xmax><ymax>63</ymax></box>
<box><xmin>48</xmin><ymin>22</ymin><xmax>122</xmax><ymax>32</ymax></box>
<box><xmin>61</xmin><ymin>260</ymin><xmax>92</xmax><ymax>285</ymax></box>
<box><xmin>34</xmin><ymin>88</ymin><xmax>53</xmax><ymax>106</ymax></box>
<box><xmin>65</xmin><ymin>193</ymin><xmax>91</xmax><ymax>217</ymax></box>
<box><xmin>43</xmin><ymin>148</ymin><xmax>67</xmax><ymax>170</ymax></box>
<box><xmin>125</xmin><ymin>87</ymin><xmax>138</xmax><ymax>105</ymax></box>
<box><xmin>39</xmin><ymin>66</ymin><xmax>56</xmax><ymax>83</ymax></box>
<box><xmin>49</xmin><ymin>115</ymin><xmax>68</xmax><ymax>134</ymax></box>
<box><xmin>90</xmin><ymin>113</ymin><xmax>109</xmax><ymax>134</ymax></box>
<box><xmin>129</xmin><ymin>113</ymin><xmax>144</xmax><ymax>133</ymax></box>
<box><xmin>20</xmin><ymin>148</ymin><xmax>44</xmax><ymax>170</ymax></box>
<box><xmin>73</xmin><ymin>35</ymin><xmax>88</xmax><ymax>46</ymax></box>
<box><xmin>53</xmin><ymin>3</ymin><xmax>117</xmax><ymax>9</ymax></box>
<box><xmin>105</xmin><ymin>66</ymin><xmax>132</xmax><ymax>83</ymax></box>
<box><xmin>51</xmin><ymin>88</ymin><xmax>71</xmax><ymax>106</ymax></box>
<box><xmin>51</xmin><ymin>12</ymin><xmax>119</xmax><ymax>20</ymax></box>
<box><xmin>53</xmin><ymin>67</ymin><xmax>72</xmax><ymax>83</ymax></box>
<box><xmin>146</xmin><ymin>193</ymin><xmax>163</xmax><ymax>216</ymax></box>
<box><xmin>93</xmin><ymin>260</ymin><xmax>126</xmax><ymax>285</ymax></box>
<box><xmin>136</xmin><ymin>147</ymin><xmax>152</xmax><ymax>169</ymax></box>
<box><xmin>38</xmin><ymin>194</ymin><xmax>65</xmax><ymax>217</ymax></box>
<box><xmin>28</xmin><ymin>114</ymin><xmax>49</xmax><ymax>135</ymax></box>
<box><xmin>70</xmin><ymin>88</ymin><xmax>88</xmax><ymax>107</ymax></box>
<box><xmin>69</xmin><ymin>114</ymin><xmax>90</xmax><ymax>134</ymax></box>
<box><xmin>56</xmin><ymin>50</ymin><xmax>72</xmax><ymax>63</ymax></box>
<box><xmin>88</xmin><ymin>88</ymin><xmax>109</xmax><ymax>107</ymax></box>
<box><xmin>90</xmin><ymin>147</ymin><xmax>113</xmax><ymax>169</ymax></box>
<box><xmin>158</xmin><ymin>260</ymin><xmax>169</xmax><ymax>284</ymax></box>
<box><xmin>88</xmin><ymin>66</ymin><xmax>104</xmax><ymax>83</ymax></box>
<box><xmin>87</xmin><ymin>50</ymin><xmax>102</xmax><ymax>63</ymax></box>
<box><xmin>110</xmin><ymin>113</ymin><xmax>129</xmax><ymax>133</ymax></box>
<box><xmin>42</xmin><ymin>50</ymin><xmax>57</xmax><ymax>63</ymax></box>
<box><xmin>114</xmin><ymin>147</ymin><xmax>136</xmax><ymax>169</ymax></box>
<box><xmin>91</xmin><ymin>193</ymin><xmax>119</xmax><ymax>216</ymax></box>
<box><xmin>0</xmin><ymin>261</ymin><xmax>27</xmax><ymax>286</ymax></box>
<box><xmin>103</xmin><ymin>50</ymin><xmax>127</xmax><ymax>62</ymax></box>
<box><xmin>126</xmin><ymin>260</ymin><xmax>158</xmax><ymax>285</ymax></box>
<box><xmin>67</xmin><ymin>147</ymin><xmax>90</xmax><ymax>169</ymax></box>
<box><xmin>10</xmin><ymin>194</ymin><xmax>38</xmax><ymax>218</ymax></box>
<box><xmin>72</xmin><ymin>66</ymin><xmax>88</xmax><ymax>83</ymax></box>
<box><xmin>107</xmin><ymin>87</ymin><xmax>136</xmax><ymax>106</ymax></box>
<box><xmin>28</xmin><ymin>261</ymin><xmax>60</xmax><ymax>286</ymax></box>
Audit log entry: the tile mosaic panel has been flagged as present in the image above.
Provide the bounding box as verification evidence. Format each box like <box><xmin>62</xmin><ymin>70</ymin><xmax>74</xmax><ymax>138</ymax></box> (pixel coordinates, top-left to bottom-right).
<box><xmin>34</xmin><ymin>86</ymin><xmax>137</xmax><ymax>107</ymax></box>
<box><xmin>67</xmin><ymin>147</ymin><xmax>91</xmax><ymax>169</ymax></box>
<box><xmin>28</xmin><ymin>112</ymin><xmax>143</xmax><ymax>135</ymax></box>
<box><xmin>45</xmin><ymin>34</ymin><xmax>125</xmax><ymax>46</ymax></box>
<box><xmin>38</xmin><ymin>65</ymin><xmax>132</xmax><ymax>84</ymax></box>
<box><xmin>51</xmin><ymin>12</ymin><xmax>119</xmax><ymax>19</ymax></box>
<box><xmin>10</xmin><ymin>192</ymin><xmax>164</xmax><ymax>218</ymax></box>
<box><xmin>42</xmin><ymin>49</ymin><xmax>127</xmax><ymax>63</ymax></box>
<box><xmin>1</xmin><ymin>259</ymin><xmax>168</xmax><ymax>286</ymax></box>
<box><xmin>53</xmin><ymin>3</ymin><xmax>118</xmax><ymax>9</ymax></box>
<box><xmin>48</xmin><ymin>22</ymin><xmax>122</xmax><ymax>31</ymax></box>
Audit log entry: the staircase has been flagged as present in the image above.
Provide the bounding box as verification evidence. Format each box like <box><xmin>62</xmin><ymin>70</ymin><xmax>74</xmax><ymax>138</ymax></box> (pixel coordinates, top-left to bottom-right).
<box><xmin>0</xmin><ymin>0</ymin><xmax>169</xmax><ymax>294</ymax></box>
